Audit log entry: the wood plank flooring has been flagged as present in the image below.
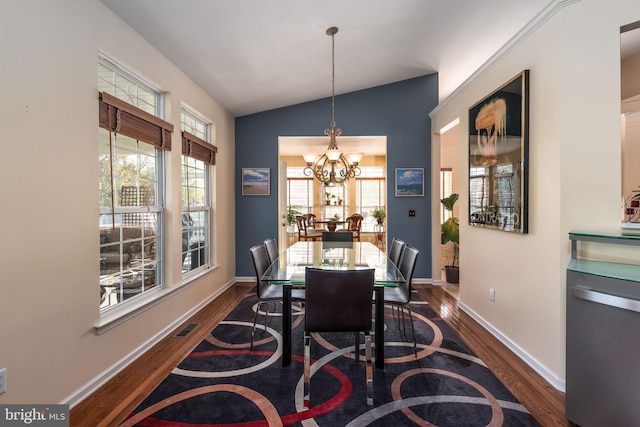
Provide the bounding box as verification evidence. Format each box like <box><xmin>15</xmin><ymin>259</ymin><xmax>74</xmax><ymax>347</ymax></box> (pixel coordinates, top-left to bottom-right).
<box><xmin>70</xmin><ymin>282</ymin><xmax>571</xmax><ymax>426</ymax></box>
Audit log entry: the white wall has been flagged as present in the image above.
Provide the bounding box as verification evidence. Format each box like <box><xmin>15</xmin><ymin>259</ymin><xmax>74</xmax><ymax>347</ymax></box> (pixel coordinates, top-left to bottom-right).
<box><xmin>0</xmin><ymin>0</ymin><xmax>235</xmax><ymax>404</ymax></box>
<box><xmin>430</xmin><ymin>0</ymin><xmax>640</xmax><ymax>390</ymax></box>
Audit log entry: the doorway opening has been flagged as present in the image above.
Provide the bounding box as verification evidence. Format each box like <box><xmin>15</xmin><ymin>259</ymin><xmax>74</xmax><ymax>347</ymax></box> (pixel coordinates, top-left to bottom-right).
<box><xmin>439</xmin><ymin>119</ymin><xmax>460</xmax><ymax>300</ymax></box>
<box><xmin>278</xmin><ymin>136</ymin><xmax>387</xmax><ymax>251</ymax></box>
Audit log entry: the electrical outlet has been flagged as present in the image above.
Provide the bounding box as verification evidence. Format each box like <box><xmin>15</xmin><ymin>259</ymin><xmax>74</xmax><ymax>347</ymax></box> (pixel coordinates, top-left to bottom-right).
<box><xmin>489</xmin><ymin>288</ymin><xmax>495</xmax><ymax>302</ymax></box>
<box><xmin>0</xmin><ymin>368</ymin><xmax>6</xmax><ymax>394</ymax></box>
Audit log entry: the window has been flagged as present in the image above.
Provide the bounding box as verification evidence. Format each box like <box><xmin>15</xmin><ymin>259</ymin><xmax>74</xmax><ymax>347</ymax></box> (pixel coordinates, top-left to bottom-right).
<box><xmin>440</xmin><ymin>168</ymin><xmax>453</xmax><ymax>223</ymax></box>
<box><xmin>98</xmin><ymin>57</ymin><xmax>171</xmax><ymax>311</ymax></box>
<box><xmin>355</xmin><ymin>167</ymin><xmax>385</xmax><ymax>232</ymax></box>
<box><xmin>181</xmin><ymin>108</ymin><xmax>215</xmax><ymax>274</ymax></box>
<box><xmin>287</xmin><ymin>167</ymin><xmax>314</xmax><ymax>214</ymax></box>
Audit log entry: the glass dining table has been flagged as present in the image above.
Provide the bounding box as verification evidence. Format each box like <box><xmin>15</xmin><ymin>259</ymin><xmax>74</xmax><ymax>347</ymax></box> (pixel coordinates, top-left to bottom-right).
<box><xmin>262</xmin><ymin>241</ymin><xmax>405</xmax><ymax>369</ymax></box>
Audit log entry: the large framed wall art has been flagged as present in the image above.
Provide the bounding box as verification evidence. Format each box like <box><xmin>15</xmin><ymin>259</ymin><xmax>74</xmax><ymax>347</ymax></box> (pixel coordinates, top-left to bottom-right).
<box><xmin>468</xmin><ymin>70</ymin><xmax>529</xmax><ymax>233</ymax></box>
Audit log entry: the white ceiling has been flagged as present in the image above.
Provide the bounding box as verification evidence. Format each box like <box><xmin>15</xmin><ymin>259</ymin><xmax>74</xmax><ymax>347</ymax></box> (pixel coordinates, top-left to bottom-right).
<box><xmin>100</xmin><ymin>0</ymin><xmax>555</xmax><ymax>117</ymax></box>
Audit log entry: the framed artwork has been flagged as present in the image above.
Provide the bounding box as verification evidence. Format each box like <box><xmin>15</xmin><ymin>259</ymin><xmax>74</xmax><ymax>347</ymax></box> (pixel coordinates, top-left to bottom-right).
<box><xmin>242</xmin><ymin>168</ymin><xmax>270</xmax><ymax>196</ymax></box>
<box><xmin>468</xmin><ymin>70</ymin><xmax>529</xmax><ymax>233</ymax></box>
<box><xmin>395</xmin><ymin>168</ymin><xmax>424</xmax><ymax>197</ymax></box>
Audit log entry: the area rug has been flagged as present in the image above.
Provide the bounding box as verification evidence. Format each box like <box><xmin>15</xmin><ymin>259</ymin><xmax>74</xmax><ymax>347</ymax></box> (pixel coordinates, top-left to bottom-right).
<box><xmin>122</xmin><ymin>290</ymin><xmax>540</xmax><ymax>426</ymax></box>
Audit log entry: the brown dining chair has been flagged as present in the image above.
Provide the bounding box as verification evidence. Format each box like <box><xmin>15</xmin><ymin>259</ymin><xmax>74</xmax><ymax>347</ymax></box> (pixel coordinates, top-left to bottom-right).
<box><xmin>249</xmin><ymin>244</ymin><xmax>304</xmax><ymax>350</ymax></box>
<box><xmin>303</xmin><ymin>267</ymin><xmax>375</xmax><ymax>408</ymax></box>
<box><xmin>303</xmin><ymin>213</ymin><xmax>327</xmax><ymax>231</ymax></box>
<box><xmin>338</xmin><ymin>214</ymin><xmax>363</xmax><ymax>241</ymax></box>
<box><xmin>296</xmin><ymin>215</ymin><xmax>323</xmax><ymax>241</ymax></box>
<box><xmin>383</xmin><ymin>244</ymin><xmax>419</xmax><ymax>356</ymax></box>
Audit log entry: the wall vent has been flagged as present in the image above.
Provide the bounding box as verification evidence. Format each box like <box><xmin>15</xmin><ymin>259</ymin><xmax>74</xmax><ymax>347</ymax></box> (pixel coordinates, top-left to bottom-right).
<box><xmin>175</xmin><ymin>323</ymin><xmax>199</xmax><ymax>338</ymax></box>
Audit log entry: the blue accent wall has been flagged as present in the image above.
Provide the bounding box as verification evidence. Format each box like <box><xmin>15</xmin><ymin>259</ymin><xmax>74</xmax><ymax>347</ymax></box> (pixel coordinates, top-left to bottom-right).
<box><xmin>236</xmin><ymin>74</ymin><xmax>438</xmax><ymax>278</ymax></box>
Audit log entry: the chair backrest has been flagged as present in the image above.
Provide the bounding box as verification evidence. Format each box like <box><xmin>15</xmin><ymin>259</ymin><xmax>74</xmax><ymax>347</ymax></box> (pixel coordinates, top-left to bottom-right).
<box><xmin>305</xmin><ymin>268</ymin><xmax>374</xmax><ymax>333</ymax></box>
<box><xmin>322</xmin><ymin>231</ymin><xmax>353</xmax><ymax>242</ymax></box>
<box><xmin>396</xmin><ymin>245</ymin><xmax>419</xmax><ymax>302</ymax></box>
<box><xmin>296</xmin><ymin>215</ymin><xmax>308</xmax><ymax>238</ymax></box>
<box><xmin>345</xmin><ymin>214</ymin><xmax>363</xmax><ymax>232</ymax></box>
<box><xmin>389</xmin><ymin>237</ymin><xmax>406</xmax><ymax>266</ymax></box>
<box><xmin>263</xmin><ymin>236</ymin><xmax>278</xmax><ymax>263</ymax></box>
<box><xmin>249</xmin><ymin>244</ymin><xmax>271</xmax><ymax>297</ymax></box>
<box><xmin>303</xmin><ymin>213</ymin><xmax>318</xmax><ymax>229</ymax></box>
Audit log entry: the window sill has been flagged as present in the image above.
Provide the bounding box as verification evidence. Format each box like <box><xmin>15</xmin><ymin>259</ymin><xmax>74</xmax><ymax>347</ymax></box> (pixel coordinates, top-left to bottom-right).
<box><xmin>95</xmin><ymin>264</ymin><xmax>220</xmax><ymax>335</ymax></box>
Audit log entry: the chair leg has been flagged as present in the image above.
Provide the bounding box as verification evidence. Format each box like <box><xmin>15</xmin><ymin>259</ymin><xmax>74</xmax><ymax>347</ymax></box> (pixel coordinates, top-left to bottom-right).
<box><xmin>406</xmin><ymin>305</ymin><xmax>417</xmax><ymax>357</ymax></box>
<box><xmin>250</xmin><ymin>301</ymin><xmax>263</xmax><ymax>351</ymax></box>
<box><xmin>354</xmin><ymin>332</ymin><xmax>360</xmax><ymax>361</ymax></box>
<box><xmin>303</xmin><ymin>332</ymin><xmax>311</xmax><ymax>409</ymax></box>
<box><xmin>399</xmin><ymin>305</ymin><xmax>408</xmax><ymax>340</ymax></box>
<box><xmin>364</xmin><ymin>331</ymin><xmax>373</xmax><ymax>406</ymax></box>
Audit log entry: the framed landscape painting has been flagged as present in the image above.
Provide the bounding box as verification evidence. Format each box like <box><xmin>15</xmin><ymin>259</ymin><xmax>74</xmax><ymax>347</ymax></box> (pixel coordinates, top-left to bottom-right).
<box><xmin>468</xmin><ymin>70</ymin><xmax>529</xmax><ymax>233</ymax></box>
<box><xmin>242</xmin><ymin>168</ymin><xmax>270</xmax><ymax>196</ymax></box>
<box><xmin>395</xmin><ymin>168</ymin><xmax>424</xmax><ymax>197</ymax></box>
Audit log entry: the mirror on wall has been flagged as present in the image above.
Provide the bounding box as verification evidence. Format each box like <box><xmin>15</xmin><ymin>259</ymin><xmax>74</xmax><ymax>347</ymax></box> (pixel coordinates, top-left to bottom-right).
<box><xmin>620</xmin><ymin>21</ymin><xmax>640</xmax><ymax>226</ymax></box>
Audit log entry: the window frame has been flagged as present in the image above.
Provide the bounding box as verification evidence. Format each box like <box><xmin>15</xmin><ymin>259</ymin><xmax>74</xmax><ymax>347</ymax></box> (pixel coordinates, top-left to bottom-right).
<box><xmin>355</xmin><ymin>167</ymin><xmax>386</xmax><ymax>232</ymax></box>
<box><xmin>98</xmin><ymin>56</ymin><xmax>169</xmax><ymax>315</ymax></box>
<box><xmin>181</xmin><ymin>107</ymin><xmax>215</xmax><ymax>275</ymax></box>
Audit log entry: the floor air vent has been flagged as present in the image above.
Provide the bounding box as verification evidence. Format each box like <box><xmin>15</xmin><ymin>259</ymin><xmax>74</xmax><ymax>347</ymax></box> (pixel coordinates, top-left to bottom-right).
<box><xmin>175</xmin><ymin>323</ymin><xmax>199</xmax><ymax>338</ymax></box>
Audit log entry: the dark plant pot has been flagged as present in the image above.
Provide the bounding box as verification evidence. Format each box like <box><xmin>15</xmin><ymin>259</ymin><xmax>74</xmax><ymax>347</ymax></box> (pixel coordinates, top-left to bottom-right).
<box><xmin>444</xmin><ymin>265</ymin><xmax>459</xmax><ymax>284</ymax></box>
<box><xmin>377</xmin><ymin>218</ymin><xmax>384</xmax><ymax>225</ymax></box>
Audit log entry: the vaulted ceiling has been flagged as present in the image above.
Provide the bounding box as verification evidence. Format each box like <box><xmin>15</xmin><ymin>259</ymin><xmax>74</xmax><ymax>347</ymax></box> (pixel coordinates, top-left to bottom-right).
<box><xmin>101</xmin><ymin>0</ymin><xmax>554</xmax><ymax>117</ymax></box>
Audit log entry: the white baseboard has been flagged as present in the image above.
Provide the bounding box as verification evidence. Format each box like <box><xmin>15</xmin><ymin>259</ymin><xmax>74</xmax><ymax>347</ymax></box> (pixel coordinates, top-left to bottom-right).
<box><xmin>458</xmin><ymin>301</ymin><xmax>566</xmax><ymax>392</ymax></box>
<box><xmin>63</xmin><ymin>278</ymin><xmax>236</xmax><ymax>408</ymax></box>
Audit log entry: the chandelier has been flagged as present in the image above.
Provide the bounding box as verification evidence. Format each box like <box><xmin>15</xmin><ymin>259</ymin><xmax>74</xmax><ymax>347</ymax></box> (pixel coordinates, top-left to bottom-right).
<box><xmin>303</xmin><ymin>26</ymin><xmax>362</xmax><ymax>186</ymax></box>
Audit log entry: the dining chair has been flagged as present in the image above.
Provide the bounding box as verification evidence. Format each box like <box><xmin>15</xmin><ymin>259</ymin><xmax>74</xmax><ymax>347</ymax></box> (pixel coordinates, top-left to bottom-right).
<box><xmin>388</xmin><ymin>237</ymin><xmax>406</xmax><ymax>266</ymax></box>
<box><xmin>338</xmin><ymin>213</ymin><xmax>363</xmax><ymax>241</ymax></box>
<box><xmin>322</xmin><ymin>231</ymin><xmax>353</xmax><ymax>242</ymax></box>
<box><xmin>303</xmin><ymin>267</ymin><xmax>375</xmax><ymax>408</ymax></box>
<box><xmin>383</xmin><ymin>244</ymin><xmax>419</xmax><ymax>356</ymax></box>
<box><xmin>263</xmin><ymin>236</ymin><xmax>278</xmax><ymax>264</ymax></box>
<box><xmin>303</xmin><ymin>213</ymin><xmax>327</xmax><ymax>231</ymax></box>
<box><xmin>296</xmin><ymin>215</ymin><xmax>323</xmax><ymax>241</ymax></box>
<box><xmin>249</xmin><ymin>244</ymin><xmax>304</xmax><ymax>350</ymax></box>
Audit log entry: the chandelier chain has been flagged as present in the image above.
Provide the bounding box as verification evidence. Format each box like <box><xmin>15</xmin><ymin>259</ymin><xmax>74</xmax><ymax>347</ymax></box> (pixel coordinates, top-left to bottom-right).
<box><xmin>330</xmin><ymin>29</ymin><xmax>336</xmax><ymax>129</ymax></box>
<box><xmin>303</xmin><ymin>26</ymin><xmax>361</xmax><ymax>186</ymax></box>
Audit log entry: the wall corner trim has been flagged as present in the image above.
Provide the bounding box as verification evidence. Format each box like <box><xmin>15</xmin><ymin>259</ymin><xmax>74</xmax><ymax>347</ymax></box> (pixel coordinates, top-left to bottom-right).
<box><xmin>429</xmin><ymin>0</ymin><xmax>580</xmax><ymax>118</ymax></box>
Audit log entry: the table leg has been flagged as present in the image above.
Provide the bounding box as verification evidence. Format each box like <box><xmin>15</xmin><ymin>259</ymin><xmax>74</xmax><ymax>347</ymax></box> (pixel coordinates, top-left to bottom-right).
<box><xmin>282</xmin><ymin>284</ymin><xmax>292</xmax><ymax>367</ymax></box>
<box><xmin>374</xmin><ymin>287</ymin><xmax>384</xmax><ymax>369</ymax></box>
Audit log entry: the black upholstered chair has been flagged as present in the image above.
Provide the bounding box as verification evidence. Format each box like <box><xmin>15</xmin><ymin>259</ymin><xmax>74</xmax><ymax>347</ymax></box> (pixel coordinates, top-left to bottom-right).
<box><xmin>249</xmin><ymin>244</ymin><xmax>304</xmax><ymax>350</ymax></box>
<box><xmin>322</xmin><ymin>231</ymin><xmax>353</xmax><ymax>242</ymax></box>
<box><xmin>263</xmin><ymin>236</ymin><xmax>278</xmax><ymax>264</ymax></box>
<box><xmin>303</xmin><ymin>268</ymin><xmax>375</xmax><ymax>408</ymax></box>
<box><xmin>383</xmin><ymin>244</ymin><xmax>419</xmax><ymax>356</ymax></box>
<box><xmin>388</xmin><ymin>237</ymin><xmax>406</xmax><ymax>266</ymax></box>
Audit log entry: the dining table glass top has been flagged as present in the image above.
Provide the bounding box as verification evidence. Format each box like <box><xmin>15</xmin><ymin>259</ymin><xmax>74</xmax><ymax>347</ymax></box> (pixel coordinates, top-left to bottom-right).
<box><xmin>262</xmin><ymin>241</ymin><xmax>404</xmax><ymax>286</ymax></box>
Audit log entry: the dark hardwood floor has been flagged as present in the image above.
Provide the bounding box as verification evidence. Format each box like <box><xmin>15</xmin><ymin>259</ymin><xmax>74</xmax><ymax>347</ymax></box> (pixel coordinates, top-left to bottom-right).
<box><xmin>70</xmin><ymin>282</ymin><xmax>571</xmax><ymax>426</ymax></box>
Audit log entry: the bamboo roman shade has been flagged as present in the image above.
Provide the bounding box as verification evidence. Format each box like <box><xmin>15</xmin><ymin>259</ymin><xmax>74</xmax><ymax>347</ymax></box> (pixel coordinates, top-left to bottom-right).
<box><xmin>182</xmin><ymin>131</ymin><xmax>217</xmax><ymax>165</ymax></box>
<box><xmin>99</xmin><ymin>91</ymin><xmax>173</xmax><ymax>150</ymax></box>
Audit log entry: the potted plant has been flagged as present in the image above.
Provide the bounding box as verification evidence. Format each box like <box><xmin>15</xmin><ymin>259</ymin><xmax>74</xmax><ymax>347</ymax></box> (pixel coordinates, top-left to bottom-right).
<box><xmin>286</xmin><ymin>205</ymin><xmax>302</xmax><ymax>232</ymax></box>
<box><xmin>325</xmin><ymin>192</ymin><xmax>332</xmax><ymax>205</ymax></box>
<box><xmin>370</xmin><ymin>207</ymin><xmax>386</xmax><ymax>224</ymax></box>
<box><xmin>440</xmin><ymin>194</ymin><xmax>459</xmax><ymax>284</ymax></box>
